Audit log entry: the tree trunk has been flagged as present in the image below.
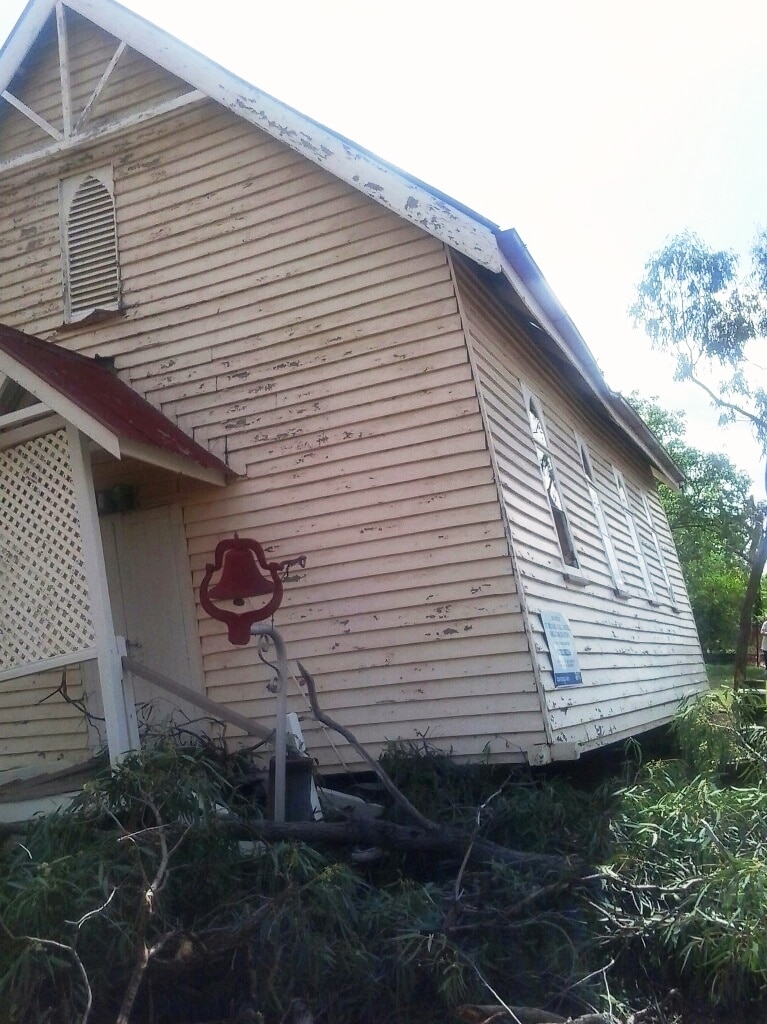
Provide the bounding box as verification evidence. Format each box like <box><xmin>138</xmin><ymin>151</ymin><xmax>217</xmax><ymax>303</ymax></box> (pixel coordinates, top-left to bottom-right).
<box><xmin>223</xmin><ymin>818</ymin><xmax>581</xmax><ymax>873</ymax></box>
<box><xmin>734</xmin><ymin>514</ymin><xmax>767</xmax><ymax>689</ymax></box>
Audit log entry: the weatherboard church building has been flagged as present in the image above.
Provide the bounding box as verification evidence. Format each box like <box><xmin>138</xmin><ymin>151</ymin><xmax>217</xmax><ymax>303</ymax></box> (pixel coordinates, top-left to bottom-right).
<box><xmin>0</xmin><ymin>0</ymin><xmax>706</xmax><ymax>791</ymax></box>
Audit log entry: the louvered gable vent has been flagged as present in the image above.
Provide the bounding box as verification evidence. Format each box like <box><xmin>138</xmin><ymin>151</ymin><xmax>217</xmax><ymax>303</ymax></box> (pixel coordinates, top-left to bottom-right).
<box><xmin>63</xmin><ymin>172</ymin><xmax>120</xmax><ymax>320</ymax></box>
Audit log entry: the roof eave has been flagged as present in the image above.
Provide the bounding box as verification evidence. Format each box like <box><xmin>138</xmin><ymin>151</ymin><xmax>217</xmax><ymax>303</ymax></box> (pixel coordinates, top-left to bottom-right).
<box><xmin>0</xmin><ymin>0</ymin><xmax>54</xmax><ymax>94</ymax></box>
<box><xmin>495</xmin><ymin>229</ymin><xmax>683</xmax><ymax>489</ymax></box>
<box><xmin>0</xmin><ymin>330</ymin><xmax>232</xmax><ymax>485</ymax></box>
<box><xmin>13</xmin><ymin>0</ymin><xmax>501</xmax><ymax>271</ymax></box>
<box><xmin>119</xmin><ymin>437</ymin><xmax>227</xmax><ymax>485</ymax></box>
<box><xmin>0</xmin><ymin>347</ymin><xmax>122</xmax><ymax>457</ymax></box>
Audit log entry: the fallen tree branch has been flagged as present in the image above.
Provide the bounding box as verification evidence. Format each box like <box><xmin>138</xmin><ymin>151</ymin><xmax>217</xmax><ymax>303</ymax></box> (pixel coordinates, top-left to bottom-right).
<box><xmin>115</xmin><ymin>799</ymin><xmax>189</xmax><ymax>1024</ymax></box>
<box><xmin>297</xmin><ymin>660</ymin><xmax>437</xmax><ymax>831</ymax></box>
<box><xmin>1</xmin><ymin>923</ymin><xmax>93</xmax><ymax>1024</ymax></box>
<box><xmin>457</xmin><ymin>1008</ymin><xmax>566</xmax><ymax>1024</ymax></box>
<box><xmin>223</xmin><ymin>817</ymin><xmax>578</xmax><ymax>872</ymax></box>
<box><xmin>292</xmin><ymin>660</ymin><xmax>583</xmax><ymax>873</ymax></box>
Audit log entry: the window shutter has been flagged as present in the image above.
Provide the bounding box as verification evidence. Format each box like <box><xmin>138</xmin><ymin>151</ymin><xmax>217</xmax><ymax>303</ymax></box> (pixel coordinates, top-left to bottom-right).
<box><xmin>614</xmin><ymin>470</ymin><xmax>656</xmax><ymax>600</ymax></box>
<box><xmin>65</xmin><ymin>174</ymin><xmax>120</xmax><ymax>319</ymax></box>
<box><xmin>525</xmin><ymin>391</ymin><xmax>581</xmax><ymax>570</ymax></box>
<box><xmin>578</xmin><ymin>439</ymin><xmax>625</xmax><ymax>593</ymax></box>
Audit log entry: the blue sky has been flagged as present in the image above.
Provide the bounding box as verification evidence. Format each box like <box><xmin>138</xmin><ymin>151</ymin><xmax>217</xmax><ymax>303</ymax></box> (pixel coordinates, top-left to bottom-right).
<box><xmin>2</xmin><ymin>0</ymin><xmax>766</xmax><ymax>494</ymax></box>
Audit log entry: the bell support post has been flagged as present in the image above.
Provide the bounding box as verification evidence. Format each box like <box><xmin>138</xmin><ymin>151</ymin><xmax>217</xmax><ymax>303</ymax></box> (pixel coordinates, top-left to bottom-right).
<box><xmin>199</xmin><ymin>533</ymin><xmax>306</xmax><ymax>822</ymax></box>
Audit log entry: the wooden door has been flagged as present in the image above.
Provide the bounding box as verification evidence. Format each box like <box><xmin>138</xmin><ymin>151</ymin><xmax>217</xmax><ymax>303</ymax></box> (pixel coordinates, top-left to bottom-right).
<box><xmin>99</xmin><ymin>506</ymin><xmax>205</xmax><ymax>732</ymax></box>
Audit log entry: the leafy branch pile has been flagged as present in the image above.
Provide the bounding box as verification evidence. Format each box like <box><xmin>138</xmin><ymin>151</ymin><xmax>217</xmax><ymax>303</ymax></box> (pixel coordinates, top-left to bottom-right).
<box><xmin>0</xmin><ymin>738</ymin><xmax>612</xmax><ymax>1024</ymax></box>
<box><xmin>598</xmin><ymin>691</ymin><xmax>767</xmax><ymax>1013</ymax></box>
<box><xmin>4</xmin><ymin>695</ymin><xmax>767</xmax><ymax>1023</ymax></box>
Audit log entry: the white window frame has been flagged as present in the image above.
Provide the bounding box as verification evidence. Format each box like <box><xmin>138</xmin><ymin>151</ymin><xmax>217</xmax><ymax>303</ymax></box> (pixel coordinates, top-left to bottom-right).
<box><xmin>523</xmin><ymin>386</ymin><xmax>584</xmax><ymax>580</ymax></box>
<box><xmin>60</xmin><ymin>165</ymin><xmax>121</xmax><ymax>323</ymax></box>
<box><xmin>613</xmin><ymin>469</ymin><xmax>657</xmax><ymax>602</ymax></box>
<box><xmin>640</xmin><ymin>492</ymin><xmax>678</xmax><ymax>609</ymax></box>
<box><xmin>576</xmin><ymin>437</ymin><xmax>627</xmax><ymax>596</ymax></box>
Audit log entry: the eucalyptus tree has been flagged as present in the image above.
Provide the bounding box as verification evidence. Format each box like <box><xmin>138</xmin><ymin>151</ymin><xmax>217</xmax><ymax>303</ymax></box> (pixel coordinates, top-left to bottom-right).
<box><xmin>632</xmin><ymin>232</ymin><xmax>767</xmax><ymax>683</ymax></box>
<box><xmin>630</xmin><ymin>395</ymin><xmax>759</xmax><ymax>656</ymax></box>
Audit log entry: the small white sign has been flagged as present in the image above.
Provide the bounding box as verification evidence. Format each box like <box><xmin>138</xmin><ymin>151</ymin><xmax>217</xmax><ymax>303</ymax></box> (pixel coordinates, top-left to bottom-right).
<box><xmin>539</xmin><ymin>610</ymin><xmax>582</xmax><ymax>687</ymax></box>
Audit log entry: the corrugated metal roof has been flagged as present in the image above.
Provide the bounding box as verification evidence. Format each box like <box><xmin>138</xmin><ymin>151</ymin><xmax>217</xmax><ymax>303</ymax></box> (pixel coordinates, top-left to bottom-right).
<box><xmin>0</xmin><ymin>323</ymin><xmax>230</xmax><ymax>480</ymax></box>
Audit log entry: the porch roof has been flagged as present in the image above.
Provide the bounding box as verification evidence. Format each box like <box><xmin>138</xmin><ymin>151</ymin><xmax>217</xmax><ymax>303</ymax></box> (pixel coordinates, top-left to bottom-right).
<box><xmin>0</xmin><ymin>323</ymin><xmax>231</xmax><ymax>485</ymax></box>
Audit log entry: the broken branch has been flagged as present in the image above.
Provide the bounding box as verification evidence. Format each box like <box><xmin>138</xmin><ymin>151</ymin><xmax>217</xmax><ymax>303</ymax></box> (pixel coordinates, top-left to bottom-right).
<box><xmin>297</xmin><ymin>660</ymin><xmax>437</xmax><ymax>832</ymax></box>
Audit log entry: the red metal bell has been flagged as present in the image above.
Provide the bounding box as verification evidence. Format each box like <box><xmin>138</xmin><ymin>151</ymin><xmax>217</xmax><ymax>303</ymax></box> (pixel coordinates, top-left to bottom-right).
<box><xmin>207</xmin><ymin>544</ymin><xmax>275</xmax><ymax>605</ymax></box>
<box><xmin>199</xmin><ymin>534</ymin><xmax>306</xmax><ymax>645</ymax></box>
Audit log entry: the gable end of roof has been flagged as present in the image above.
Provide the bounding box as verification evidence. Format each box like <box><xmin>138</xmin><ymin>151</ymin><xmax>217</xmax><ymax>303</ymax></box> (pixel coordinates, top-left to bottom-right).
<box><xmin>0</xmin><ymin>0</ymin><xmax>681</xmax><ymax>488</ymax></box>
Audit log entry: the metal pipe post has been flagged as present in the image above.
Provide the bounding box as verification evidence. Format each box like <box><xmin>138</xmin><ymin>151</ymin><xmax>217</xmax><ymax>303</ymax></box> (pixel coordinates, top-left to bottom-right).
<box><xmin>250</xmin><ymin>624</ymin><xmax>288</xmax><ymax>823</ymax></box>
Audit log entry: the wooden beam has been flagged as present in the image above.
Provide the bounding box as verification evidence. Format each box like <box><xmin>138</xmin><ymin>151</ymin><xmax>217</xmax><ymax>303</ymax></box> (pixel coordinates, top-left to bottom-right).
<box><xmin>122</xmin><ymin>656</ymin><xmax>274</xmax><ymax>743</ymax></box>
<box><xmin>55</xmin><ymin>1</ymin><xmax>72</xmax><ymax>137</ymax></box>
<box><xmin>1</xmin><ymin>90</ymin><xmax>62</xmax><ymax>140</ymax></box>
<box><xmin>75</xmin><ymin>40</ymin><xmax>126</xmax><ymax>132</ymax></box>
<box><xmin>0</xmin><ymin>401</ymin><xmax>51</xmax><ymax>429</ymax></box>
<box><xmin>119</xmin><ymin>437</ymin><xmax>227</xmax><ymax>486</ymax></box>
<box><xmin>0</xmin><ymin>413</ymin><xmax>65</xmax><ymax>451</ymax></box>
<box><xmin>0</xmin><ymin>647</ymin><xmax>97</xmax><ymax>685</ymax></box>
<box><xmin>0</xmin><ymin>89</ymin><xmax>206</xmax><ymax>175</ymax></box>
<box><xmin>0</xmin><ymin>0</ymin><xmax>55</xmax><ymax>97</ymax></box>
<box><xmin>224</xmin><ymin>818</ymin><xmax>577</xmax><ymax>871</ymax></box>
<box><xmin>67</xmin><ymin>424</ymin><xmax>139</xmax><ymax>761</ymax></box>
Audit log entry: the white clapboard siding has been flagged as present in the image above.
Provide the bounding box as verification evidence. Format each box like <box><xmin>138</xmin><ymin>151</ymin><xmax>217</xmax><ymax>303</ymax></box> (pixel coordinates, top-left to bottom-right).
<box><xmin>0</xmin><ymin>22</ymin><xmax>551</xmax><ymax>771</ymax></box>
<box><xmin>184</xmin><ymin>468</ymin><xmax>499</xmax><ymax>544</ymax></box>
<box><xmin>0</xmin><ymin>667</ymin><xmax>97</xmax><ymax>773</ymax></box>
<box><xmin>454</xmin><ymin>257</ymin><xmax>707</xmax><ymax>751</ymax></box>
<box><xmin>0</xmin><ymin>175</ymin><xmax>63</xmax><ymax>330</ymax></box>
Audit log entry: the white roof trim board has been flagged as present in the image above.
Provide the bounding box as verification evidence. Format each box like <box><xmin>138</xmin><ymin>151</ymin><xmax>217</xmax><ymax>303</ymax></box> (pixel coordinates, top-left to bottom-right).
<box><xmin>0</xmin><ymin>0</ymin><xmax>680</xmax><ymax>486</ymax></box>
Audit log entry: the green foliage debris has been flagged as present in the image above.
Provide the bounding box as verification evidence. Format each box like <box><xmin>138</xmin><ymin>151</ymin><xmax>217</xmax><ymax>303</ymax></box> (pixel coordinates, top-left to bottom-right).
<box><xmin>5</xmin><ymin>708</ymin><xmax>767</xmax><ymax>1023</ymax></box>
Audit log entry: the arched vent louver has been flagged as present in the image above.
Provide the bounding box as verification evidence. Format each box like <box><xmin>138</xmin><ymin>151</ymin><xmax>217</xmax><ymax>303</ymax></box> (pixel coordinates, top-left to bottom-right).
<box><xmin>65</xmin><ymin>173</ymin><xmax>120</xmax><ymax>320</ymax></box>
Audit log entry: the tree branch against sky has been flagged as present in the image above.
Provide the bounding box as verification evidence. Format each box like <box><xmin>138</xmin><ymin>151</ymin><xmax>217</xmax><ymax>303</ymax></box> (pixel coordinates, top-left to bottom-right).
<box><xmin>631</xmin><ymin>232</ymin><xmax>767</xmax><ymax>456</ymax></box>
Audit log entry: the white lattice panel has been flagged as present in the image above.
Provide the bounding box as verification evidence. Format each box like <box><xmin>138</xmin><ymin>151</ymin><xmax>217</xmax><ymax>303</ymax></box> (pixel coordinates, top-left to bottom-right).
<box><xmin>0</xmin><ymin>430</ymin><xmax>95</xmax><ymax>670</ymax></box>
